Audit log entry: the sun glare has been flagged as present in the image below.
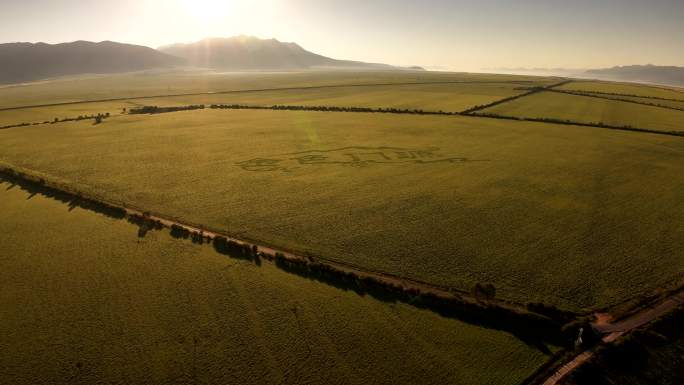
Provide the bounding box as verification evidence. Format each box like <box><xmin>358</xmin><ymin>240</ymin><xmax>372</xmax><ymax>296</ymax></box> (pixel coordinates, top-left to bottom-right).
<box><xmin>169</xmin><ymin>0</ymin><xmax>280</xmax><ymax>40</ymax></box>
<box><xmin>178</xmin><ymin>0</ymin><xmax>235</xmax><ymax>23</ymax></box>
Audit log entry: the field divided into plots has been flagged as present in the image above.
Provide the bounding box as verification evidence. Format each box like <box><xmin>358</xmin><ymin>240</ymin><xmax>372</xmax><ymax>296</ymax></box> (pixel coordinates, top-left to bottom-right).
<box><xmin>2</xmin><ymin>71</ymin><xmax>683</xmax><ymax>385</ymax></box>
<box><xmin>1</xmin><ymin>100</ymin><xmax>683</xmax><ymax>310</ymax></box>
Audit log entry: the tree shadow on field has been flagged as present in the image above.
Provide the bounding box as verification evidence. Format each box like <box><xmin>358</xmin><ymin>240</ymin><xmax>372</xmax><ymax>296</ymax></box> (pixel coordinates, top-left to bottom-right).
<box><xmin>272</xmin><ymin>257</ymin><xmax>569</xmax><ymax>353</ymax></box>
<box><xmin>0</xmin><ymin>172</ymin><xmax>127</xmax><ymax>221</ymax></box>
<box><xmin>127</xmin><ymin>214</ymin><xmax>164</xmax><ymax>239</ymax></box>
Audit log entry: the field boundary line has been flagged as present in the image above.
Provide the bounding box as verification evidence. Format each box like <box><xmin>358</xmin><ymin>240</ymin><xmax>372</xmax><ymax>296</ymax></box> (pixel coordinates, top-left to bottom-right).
<box><xmin>569</xmin><ymin>79</ymin><xmax>684</xmax><ymax>96</ymax></box>
<box><xmin>0</xmin><ymin>79</ymin><xmax>553</xmax><ymax>112</ymax></box>
<box><xmin>547</xmin><ymin>89</ymin><xmax>684</xmax><ymax>112</ymax></box>
<box><xmin>554</xmin><ymin>88</ymin><xmax>684</xmax><ymax>103</ymax></box>
<box><xmin>4</xmin><ymin>98</ymin><xmax>682</xmax><ymax>139</ymax></box>
<box><xmin>129</xmin><ymin>101</ymin><xmax>684</xmax><ymax>138</ymax></box>
<box><xmin>0</xmin><ymin>161</ymin><xmax>578</xmax><ymax>346</ymax></box>
<box><xmin>460</xmin><ymin>80</ymin><xmax>573</xmax><ymax>114</ymax></box>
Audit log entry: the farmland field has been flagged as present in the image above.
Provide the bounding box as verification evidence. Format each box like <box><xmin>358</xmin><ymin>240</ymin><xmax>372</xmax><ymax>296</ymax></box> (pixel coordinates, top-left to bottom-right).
<box><xmin>0</xmin><ymin>81</ymin><xmax>533</xmax><ymax>127</ymax></box>
<box><xmin>481</xmin><ymin>90</ymin><xmax>684</xmax><ymax>133</ymax></box>
<box><xmin>558</xmin><ymin>80</ymin><xmax>684</xmax><ymax>100</ymax></box>
<box><xmin>569</xmin><ymin>93</ymin><xmax>684</xmax><ymax>110</ymax></box>
<box><xmin>1</xmin><ymin>106</ymin><xmax>683</xmax><ymax>310</ymax></box>
<box><xmin>0</xmin><ymin>70</ymin><xmax>556</xmax><ymax>109</ymax></box>
<box><xmin>0</xmin><ymin>179</ymin><xmax>554</xmax><ymax>385</ymax></box>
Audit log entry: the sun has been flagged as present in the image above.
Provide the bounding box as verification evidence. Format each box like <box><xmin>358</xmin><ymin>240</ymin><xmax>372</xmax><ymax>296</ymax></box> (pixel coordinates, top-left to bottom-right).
<box><xmin>177</xmin><ymin>0</ymin><xmax>236</xmax><ymax>23</ymax></box>
<box><xmin>167</xmin><ymin>0</ymin><xmax>280</xmax><ymax>40</ymax></box>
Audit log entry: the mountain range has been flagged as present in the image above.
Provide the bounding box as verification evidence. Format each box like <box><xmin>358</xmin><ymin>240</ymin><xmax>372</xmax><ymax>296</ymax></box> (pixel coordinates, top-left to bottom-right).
<box><xmin>0</xmin><ymin>36</ymin><xmax>397</xmax><ymax>85</ymax></box>
<box><xmin>1</xmin><ymin>36</ymin><xmax>682</xmax><ymax>87</ymax></box>
<box><xmin>0</xmin><ymin>40</ymin><xmax>182</xmax><ymax>84</ymax></box>
<box><xmin>158</xmin><ymin>36</ymin><xmax>393</xmax><ymax>71</ymax></box>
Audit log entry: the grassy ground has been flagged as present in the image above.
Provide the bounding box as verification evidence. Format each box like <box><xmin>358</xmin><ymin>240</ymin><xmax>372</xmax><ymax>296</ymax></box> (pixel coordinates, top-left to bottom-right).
<box><xmin>1</xmin><ymin>109</ymin><xmax>683</xmax><ymax>311</ymax></box>
<box><xmin>0</xmin><ymin>81</ymin><xmax>529</xmax><ymax>127</ymax></box>
<box><xmin>0</xmin><ymin>180</ymin><xmax>553</xmax><ymax>385</ymax></box>
<box><xmin>481</xmin><ymin>91</ymin><xmax>684</xmax><ymax>133</ymax></box>
<box><xmin>135</xmin><ymin>82</ymin><xmax>526</xmax><ymax>112</ymax></box>
<box><xmin>0</xmin><ymin>70</ymin><xmax>556</xmax><ymax>109</ymax></box>
<box><xmin>559</xmin><ymin>81</ymin><xmax>684</xmax><ymax>100</ymax></box>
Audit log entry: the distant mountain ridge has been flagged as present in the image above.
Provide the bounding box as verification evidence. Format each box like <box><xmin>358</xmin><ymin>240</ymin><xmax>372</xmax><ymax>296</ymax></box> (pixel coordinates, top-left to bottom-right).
<box><xmin>0</xmin><ymin>36</ymin><xmax>401</xmax><ymax>85</ymax></box>
<box><xmin>585</xmin><ymin>65</ymin><xmax>684</xmax><ymax>87</ymax></box>
<box><xmin>0</xmin><ymin>41</ymin><xmax>182</xmax><ymax>84</ymax></box>
<box><xmin>158</xmin><ymin>36</ymin><xmax>394</xmax><ymax>71</ymax></box>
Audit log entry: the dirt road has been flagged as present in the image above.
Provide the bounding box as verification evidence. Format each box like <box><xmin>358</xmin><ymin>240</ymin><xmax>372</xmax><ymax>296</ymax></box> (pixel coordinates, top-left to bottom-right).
<box><xmin>540</xmin><ymin>291</ymin><xmax>684</xmax><ymax>385</ymax></box>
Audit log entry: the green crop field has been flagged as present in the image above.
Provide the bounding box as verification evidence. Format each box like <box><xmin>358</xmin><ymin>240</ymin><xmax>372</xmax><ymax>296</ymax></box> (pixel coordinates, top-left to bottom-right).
<box><xmin>131</xmin><ymin>82</ymin><xmax>527</xmax><ymax>113</ymax></box>
<box><xmin>481</xmin><ymin>90</ymin><xmax>684</xmax><ymax>133</ymax></box>
<box><xmin>0</xmin><ymin>81</ymin><xmax>531</xmax><ymax>127</ymax></box>
<box><xmin>572</xmin><ymin>93</ymin><xmax>684</xmax><ymax>110</ymax></box>
<box><xmin>0</xmin><ymin>70</ymin><xmax>556</xmax><ymax>109</ymax></box>
<box><xmin>0</xmin><ymin>179</ymin><xmax>553</xmax><ymax>385</ymax></box>
<box><xmin>558</xmin><ymin>81</ymin><xmax>684</xmax><ymax>100</ymax></box>
<box><xmin>2</xmin><ymin>107</ymin><xmax>683</xmax><ymax>311</ymax></box>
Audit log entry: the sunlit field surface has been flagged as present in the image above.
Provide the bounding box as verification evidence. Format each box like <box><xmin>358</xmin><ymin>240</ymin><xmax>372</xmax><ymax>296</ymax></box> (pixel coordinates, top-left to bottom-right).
<box><xmin>577</xmin><ymin>93</ymin><xmax>684</xmax><ymax>110</ymax></box>
<box><xmin>0</xmin><ymin>70</ymin><xmax>557</xmax><ymax>109</ymax></box>
<box><xmin>0</xmin><ymin>82</ymin><xmax>531</xmax><ymax>127</ymax></box>
<box><xmin>2</xmin><ymin>109</ymin><xmax>683</xmax><ymax>310</ymax></box>
<box><xmin>558</xmin><ymin>81</ymin><xmax>684</xmax><ymax>100</ymax></box>
<box><xmin>481</xmin><ymin>91</ymin><xmax>684</xmax><ymax>133</ymax></box>
<box><xmin>0</xmin><ymin>182</ymin><xmax>552</xmax><ymax>385</ymax></box>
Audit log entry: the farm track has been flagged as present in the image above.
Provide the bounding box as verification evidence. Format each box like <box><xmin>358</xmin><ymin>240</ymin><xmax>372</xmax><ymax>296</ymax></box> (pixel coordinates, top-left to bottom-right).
<box><xmin>0</xmin><ymin>79</ymin><xmax>545</xmax><ymax>111</ymax></box>
<box><xmin>537</xmin><ymin>291</ymin><xmax>684</xmax><ymax>385</ymax></box>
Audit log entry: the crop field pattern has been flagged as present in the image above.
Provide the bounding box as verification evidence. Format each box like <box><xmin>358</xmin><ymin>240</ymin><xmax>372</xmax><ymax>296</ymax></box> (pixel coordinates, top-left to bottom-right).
<box><xmin>558</xmin><ymin>81</ymin><xmax>684</xmax><ymax>100</ymax></box>
<box><xmin>2</xmin><ymin>71</ymin><xmax>684</xmax><ymax>384</ymax></box>
<box><xmin>1</xmin><ymin>72</ymin><xmax>684</xmax><ymax>312</ymax></box>
<box><xmin>0</xmin><ymin>182</ymin><xmax>552</xmax><ymax>385</ymax></box>
<box><xmin>481</xmin><ymin>90</ymin><xmax>684</xmax><ymax>133</ymax></box>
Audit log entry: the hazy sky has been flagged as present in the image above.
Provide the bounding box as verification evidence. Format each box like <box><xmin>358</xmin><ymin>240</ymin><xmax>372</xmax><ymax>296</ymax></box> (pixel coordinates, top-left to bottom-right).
<box><xmin>1</xmin><ymin>0</ymin><xmax>682</xmax><ymax>71</ymax></box>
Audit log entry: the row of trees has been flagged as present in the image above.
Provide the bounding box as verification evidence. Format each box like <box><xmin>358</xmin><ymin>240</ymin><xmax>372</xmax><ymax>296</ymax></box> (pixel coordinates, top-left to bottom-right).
<box><xmin>560</xmin><ymin>89</ymin><xmax>684</xmax><ymax>103</ymax></box>
<box><xmin>122</xmin><ymin>208</ymin><xmax>578</xmax><ymax>346</ymax></box>
<box><xmin>213</xmin><ymin>235</ymin><xmax>260</xmax><ymax>263</ymax></box>
<box><xmin>122</xmin><ymin>102</ymin><xmax>464</xmax><ymax>116</ymax></box>
<box><xmin>1</xmin><ymin>112</ymin><xmax>111</xmax><ymax>130</ymax></box>
<box><xmin>128</xmin><ymin>105</ymin><xmax>205</xmax><ymax>114</ymax></box>
<box><xmin>270</xmin><ymin>252</ymin><xmax>572</xmax><ymax>346</ymax></box>
<box><xmin>462</xmin><ymin>80</ymin><xmax>572</xmax><ymax>114</ymax></box>
<box><xmin>0</xmin><ymin>166</ymin><xmax>126</xmax><ymax>220</ymax></box>
<box><xmin>470</xmin><ymin>111</ymin><xmax>683</xmax><ymax>136</ymax></box>
<box><xmin>52</xmin><ymin>112</ymin><xmax>111</xmax><ymax>124</ymax></box>
<box><xmin>553</xmin><ymin>89</ymin><xmax>684</xmax><ymax>112</ymax></box>
<box><xmin>210</xmin><ymin>103</ymin><xmax>456</xmax><ymax>115</ymax></box>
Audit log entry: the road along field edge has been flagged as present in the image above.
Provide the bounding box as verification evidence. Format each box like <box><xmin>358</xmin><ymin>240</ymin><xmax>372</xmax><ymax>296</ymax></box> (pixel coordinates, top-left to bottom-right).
<box><xmin>523</xmin><ymin>288</ymin><xmax>684</xmax><ymax>385</ymax></box>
